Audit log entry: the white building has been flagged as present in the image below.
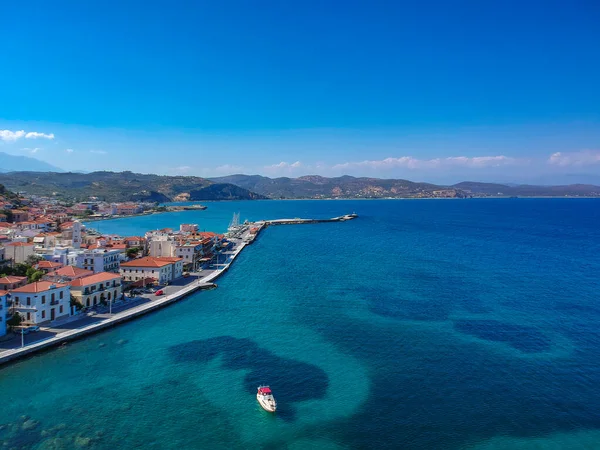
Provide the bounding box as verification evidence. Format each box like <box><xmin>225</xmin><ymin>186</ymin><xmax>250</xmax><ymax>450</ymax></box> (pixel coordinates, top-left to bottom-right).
<box><xmin>3</xmin><ymin>242</ymin><xmax>35</xmax><ymax>264</ymax></box>
<box><xmin>175</xmin><ymin>241</ymin><xmax>203</xmax><ymax>269</ymax></box>
<box><xmin>148</xmin><ymin>236</ymin><xmax>177</xmax><ymax>258</ymax></box>
<box><xmin>10</xmin><ymin>281</ymin><xmax>71</xmax><ymax>324</ymax></box>
<box><xmin>41</xmin><ymin>247</ymin><xmax>82</xmax><ymax>267</ymax></box>
<box><xmin>72</xmin><ymin>220</ymin><xmax>82</xmax><ymax>250</ymax></box>
<box><xmin>76</xmin><ymin>249</ymin><xmax>121</xmax><ymax>273</ymax></box>
<box><xmin>120</xmin><ymin>256</ymin><xmax>183</xmax><ymax>285</ymax></box>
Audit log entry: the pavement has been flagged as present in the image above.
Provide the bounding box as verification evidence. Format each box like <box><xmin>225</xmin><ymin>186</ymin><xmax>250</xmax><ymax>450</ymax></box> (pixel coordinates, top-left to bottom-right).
<box><xmin>0</xmin><ymin>235</ymin><xmax>249</xmax><ymax>359</ymax></box>
<box><xmin>0</xmin><ymin>269</ymin><xmax>217</xmax><ymax>353</ymax></box>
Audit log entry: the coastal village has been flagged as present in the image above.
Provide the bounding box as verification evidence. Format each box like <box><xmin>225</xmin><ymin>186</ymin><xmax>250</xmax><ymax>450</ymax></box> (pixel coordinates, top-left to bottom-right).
<box><xmin>0</xmin><ymin>186</ymin><xmax>353</xmax><ymax>363</ymax></box>
<box><xmin>0</xmin><ymin>191</ymin><xmax>238</xmax><ymax>352</ymax></box>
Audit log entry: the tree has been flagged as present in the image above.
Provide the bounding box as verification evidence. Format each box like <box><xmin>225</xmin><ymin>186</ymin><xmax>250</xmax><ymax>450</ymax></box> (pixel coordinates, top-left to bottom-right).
<box><xmin>7</xmin><ymin>312</ymin><xmax>22</xmax><ymax>330</ymax></box>
<box><xmin>12</xmin><ymin>264</ymin><xmax>29</xmax><ymax>277</ymax></box>
<box><xmin>126</xmin><ymin>247</ymin><xmax>141</xmax><ymax>259</ymax></box>
<box><xmin>70</xmin><ymin>294</ymin><xmax>83</xmax><ymax>311</ymax></box>
<box><xmin>25</xmin><ymin>254</ymin><xmax>44</xmax><ymax>266</ymax></box>
<box><xmin>25</xmin><ymin>267</ymin><xmax>44</xmax><ymax>283</ymax></box>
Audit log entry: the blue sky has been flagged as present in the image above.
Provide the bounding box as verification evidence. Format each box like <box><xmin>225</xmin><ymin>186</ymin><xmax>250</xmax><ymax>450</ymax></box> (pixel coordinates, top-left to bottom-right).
<box><xmin>1</xmin><ymin>0</ymin><xmax>599</xmax><ymax>183</ymax></box>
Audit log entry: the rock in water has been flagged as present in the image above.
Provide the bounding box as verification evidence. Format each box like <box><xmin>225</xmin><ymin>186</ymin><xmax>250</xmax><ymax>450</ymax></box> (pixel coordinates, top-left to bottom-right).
<box><xmin>22</xmin><ymin>419</ymin><xmax>39</xmax><ymax>430</ymax></box>
<box><xmin>74</xmin><ymin>436</ymin><xmax>91</xmax><ymax>447</ymax></box>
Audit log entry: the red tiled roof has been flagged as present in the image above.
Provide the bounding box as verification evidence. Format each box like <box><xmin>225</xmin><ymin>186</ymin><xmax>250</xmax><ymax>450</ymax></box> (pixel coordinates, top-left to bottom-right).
<box><xmin>5</xmin><ymin>242</ymin><xmax>34</xmax><ymax>247</ymax></box>
<box><xmin>120</xmin><ymin>256</ymin><xmax>182</xmax><ymax>268</ymax></box>
<box><xmin>47</xmin><ymin>266</ymin><xmax>94</xmax><ymax>279</ymax></box>
<box><xmin>36</xmin><ymin>261</ymin><xmax>63</xmax><ymax>269</ymax></box>
<box><xmin>11</xmin><ymin>281</ymin><xmax>68</xmax><ymax>293</ymax></box>
<box><xmin>70</xmin><ymin>272</ymin><xmax>121</xmax><ymax>287</ymax></box>
<box><xmin>0</xmin><ymin>290</ymin><xmax>8</xmax><ymax>297</ymax></box>
<box><xmin>0</xmin><ymin>276</ymin><xmax>27</xmax><ymax>284</ymax></box>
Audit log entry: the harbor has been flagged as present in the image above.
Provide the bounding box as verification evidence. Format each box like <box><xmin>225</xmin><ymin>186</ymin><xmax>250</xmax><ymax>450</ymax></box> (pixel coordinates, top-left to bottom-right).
<box><xmin>0</xmin><ymin>213</ymin><xmax>357</xmax><ymax>366</ymax></box>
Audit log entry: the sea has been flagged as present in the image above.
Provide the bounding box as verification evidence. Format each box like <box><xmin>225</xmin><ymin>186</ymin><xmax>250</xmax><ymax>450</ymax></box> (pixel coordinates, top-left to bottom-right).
<box><xmin>1</xmin><ymin>198</ymin><xmax>600</xmax><ymax>449</ymax></box>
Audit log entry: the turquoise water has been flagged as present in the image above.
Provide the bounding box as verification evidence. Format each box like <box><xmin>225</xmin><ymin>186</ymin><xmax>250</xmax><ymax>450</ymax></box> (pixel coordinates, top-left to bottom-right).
<box><xmin>2</xmin><ymin>199</ymin><xmax>600</xmax><ymax>449</ymax></box>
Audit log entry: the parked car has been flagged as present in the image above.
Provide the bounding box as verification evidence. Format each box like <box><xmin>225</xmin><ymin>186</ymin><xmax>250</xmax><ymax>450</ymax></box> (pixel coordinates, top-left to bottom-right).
<box><xmin>155</xmin><ymin>289</ymin><xmax>164</xmax><ymax>296</ymax></box>
<box><xmin>25</xmin><ymin>325</ymin><xmax>40</xmax><ymax>333</ymax></box>
<box><xmin>183</xmin><ymin>272</ymin><xmax>190</xmax><ymax>278</ymax></box>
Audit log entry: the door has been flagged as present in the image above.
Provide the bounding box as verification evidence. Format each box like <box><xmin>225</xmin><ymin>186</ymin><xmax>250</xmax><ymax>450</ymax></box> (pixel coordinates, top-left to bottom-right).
<box><xmin>51</xmin><ymin>308</ymin><xmax>55</xmax><ymax>321</ymax></box>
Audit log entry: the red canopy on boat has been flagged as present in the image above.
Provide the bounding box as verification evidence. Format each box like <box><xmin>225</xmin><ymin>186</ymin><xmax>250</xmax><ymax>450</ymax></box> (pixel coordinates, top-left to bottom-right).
<box><xmin>259</xmin><ymin>387</ymin><xmax>272</xmax><ymax>394</ymax></box>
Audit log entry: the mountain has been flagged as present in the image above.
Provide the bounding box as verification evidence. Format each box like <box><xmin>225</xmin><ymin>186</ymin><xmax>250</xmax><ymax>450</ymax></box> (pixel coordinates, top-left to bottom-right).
<box><xmin>211</xmin><ymin>174</ymin><xmax>600</xmax><ymax>199</ymax></box>
<box><xmin>453</xmin><ymin>182</ymin><xmax>600</xmax><ymax>197</ymax></box>
<box><xmin>0</xmin><ymin>152</ymin><xmax>63</xmax><ymax>173</ymax></box>
<box><xmin>0</xmin><ymin>171</ymin><xmax>266</xmax><ymax>202</ymax></box>
<box><xmin>210</xmin><ymin>174</ymin><xmax>447</xmax><ymax>199</ymax></box>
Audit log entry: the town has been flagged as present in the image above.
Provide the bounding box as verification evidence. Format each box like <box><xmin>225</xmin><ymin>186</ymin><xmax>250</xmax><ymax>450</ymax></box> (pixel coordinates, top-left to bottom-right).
<box><xmin>0</xmin><ymin>190</ymin><xmax>244</xmax><ymax>359</ymax></box>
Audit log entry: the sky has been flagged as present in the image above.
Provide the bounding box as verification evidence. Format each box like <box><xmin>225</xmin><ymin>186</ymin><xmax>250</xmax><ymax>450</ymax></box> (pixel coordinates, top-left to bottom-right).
<box><xmin>1</xmin><ymin>0</ymin><xmax>599</xmax><ymax>184</ymax></box>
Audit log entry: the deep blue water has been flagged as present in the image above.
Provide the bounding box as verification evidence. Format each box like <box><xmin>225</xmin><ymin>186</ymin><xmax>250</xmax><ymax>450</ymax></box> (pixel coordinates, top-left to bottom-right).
<box><xmin>2</xmin><ymin>199</ymin><xmax>600</xmax><ymax>449</ymax></box>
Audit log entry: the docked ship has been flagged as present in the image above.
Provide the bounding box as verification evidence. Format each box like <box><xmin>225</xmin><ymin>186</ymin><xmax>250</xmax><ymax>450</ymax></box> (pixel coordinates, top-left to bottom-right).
<box><xmin>256</xmin><ymin>386</ymin><xmax>277</xmax><ymax>412</ymax></box>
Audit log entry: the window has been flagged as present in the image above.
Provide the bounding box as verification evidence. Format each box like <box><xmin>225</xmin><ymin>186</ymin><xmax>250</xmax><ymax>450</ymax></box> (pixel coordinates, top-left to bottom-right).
<box><xmin>60</xmin><ymin>291</ymin><xmax>63</xmax><ymax>299</ymax></box>
<box><xmin>42</xmin><ymin>310</ymin><xmax>46</xmax><ymax>319</ymax></box>
<box><xmin>27</xmin><ymin>297</ymin><xmax>31</xmax><ymax>306</ymax></box>
<box><xmin>59</xmin><ymin>305</ymin><xmax>63</xmax><ymax>313</ymax></box>
<box><xmin>51</xmin><ymin>293</ymin><xmax>55</xmax><ymax>302</ymax></box>
<box><xmin>42</xmin><ymin>295</ymin><xmax>46</xmax><ymax>304</ymax></box>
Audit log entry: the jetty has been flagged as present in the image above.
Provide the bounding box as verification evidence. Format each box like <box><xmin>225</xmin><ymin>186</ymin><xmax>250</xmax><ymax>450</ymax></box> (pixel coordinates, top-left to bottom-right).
<box><xmin>0</xmin><ymin>213</ymin><xmax>357</xmax><ymax>366</ymax></box>
<box><xmin>260</xmin><ymin>213</ymin><xmax>358</xmax><ymax>226</ymax></box>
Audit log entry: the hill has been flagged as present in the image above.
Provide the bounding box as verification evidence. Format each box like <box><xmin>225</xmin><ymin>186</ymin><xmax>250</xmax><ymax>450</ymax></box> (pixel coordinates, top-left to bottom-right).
<box><xmin>0</xmin><ymin>171</ymin><xmax>266</xmax><ymax>202</ymax></box>
<box><xmin>211</xmin><ymin>174</ymin><xmax>450</xmax><ymax>199</ymax></box>
<box><xmin>0</xmin><ymin>152</ymin><xmax>63</xmax><ymax>173</ymax></box>
<box><xmin>452</xmin><ymin>182</ymin><xmax>600</xmax><ymax>197</ymax></box>
<box><xmin>211</xmin><ymin>175</ymin><xmax>600</xmax><ymax>199</ymax></box>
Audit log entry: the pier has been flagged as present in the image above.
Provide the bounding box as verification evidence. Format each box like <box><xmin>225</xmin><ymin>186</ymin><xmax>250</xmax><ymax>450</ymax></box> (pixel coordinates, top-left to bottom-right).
<box><xmin>260</xmin><ymin>213</ymin><xmax>358</xmax><ymax>226</ymax></box>
<box><xmin>0</xmin><ymin>213</ymin><xmax>357</xmax><ymax>366</ymax></box>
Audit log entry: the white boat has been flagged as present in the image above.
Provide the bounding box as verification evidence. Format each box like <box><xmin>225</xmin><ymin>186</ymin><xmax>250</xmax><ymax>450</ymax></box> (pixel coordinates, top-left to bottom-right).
<box><xmin>257</xmin><ymin>386</ymin><xmax>277</xmax><ymax>412</ymax></box>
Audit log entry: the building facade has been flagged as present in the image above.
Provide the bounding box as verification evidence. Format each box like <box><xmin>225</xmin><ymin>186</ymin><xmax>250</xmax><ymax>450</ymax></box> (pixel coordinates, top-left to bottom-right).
<box><xmin>76</xmin><ymin>249</ymin><xmax>121</xmax><ymax>273</ymax></box>
<box><xmin>3</xmin><ymin>242</ymin><xmax>35</xmax><ymax>264</ymax></box>
<box><xmin>175</xmin><ymin>241</ymin><xmax>203</xmax><ymax>269</ymax></box>
<box><xmin>120</xmin><ymin>256</ymin><xmax>183</xmax><ymax>285</ymax></box>
<box><xmin>147</xmin><ymin>236</ymin><xmax>176</xmax><ymax>258</ymax></box>
<box><xmin>70</xmin><ymin>272</ymin><xmax>123</xmax><ymax>308</ymax></box>
<box><xmin>10</xmin><ymin>281</ymin><xmax>71</xmax><ymax>324</ymax></box>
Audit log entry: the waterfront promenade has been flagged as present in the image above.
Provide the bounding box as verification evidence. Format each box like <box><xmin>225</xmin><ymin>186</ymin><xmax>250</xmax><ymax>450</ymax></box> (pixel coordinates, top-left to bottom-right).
<box><xmin>0</xmin><ymin>238</ymin><xmax>247</xmax><ymax>366</ymax></box>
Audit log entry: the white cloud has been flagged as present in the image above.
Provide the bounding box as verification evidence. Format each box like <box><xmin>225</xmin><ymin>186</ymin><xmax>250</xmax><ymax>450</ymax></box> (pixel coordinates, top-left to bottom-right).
<box><xmin>21</xmin><ymin>147</ymin><xmax>42</xmax><ymax>154</ymax></box>
<box><xmin>332</xmin><ymin>155</ymin><xmax>518</xmax><ymax>171</ymax></box>
<box><xmin>263</xmin><ymin>161</ymin><xmax>306</xmax><ymax>174</ymax></box>
<box><xmin>0</xmin><ymin>130</ymin><xmax>54</xmax><ymax>141</ymax></box>
<box><xmin>548</xmin><ymin>150</ymin><xmax>600</xmax><ymax>167</ymax></box>
<box><xmin>65</xmin><ymin>148</ymin><xmax>74</xmax><ymax>153</ymax></box>
<box><xmin>89</xmin><ymin>150</ymin><xmax>107</xmax><ymax>154</ymax></box>
<box><xmin>24</xmin><ymin>131</ymin><xmax>54</xmax><ymax>140</ymax></box>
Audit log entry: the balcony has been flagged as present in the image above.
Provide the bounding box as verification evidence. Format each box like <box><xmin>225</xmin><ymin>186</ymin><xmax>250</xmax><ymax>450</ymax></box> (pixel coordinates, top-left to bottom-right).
<box><xmin>50</xmin><ymin>300</ymin><xmax>60</xmax><ymax>305</ymax></box>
